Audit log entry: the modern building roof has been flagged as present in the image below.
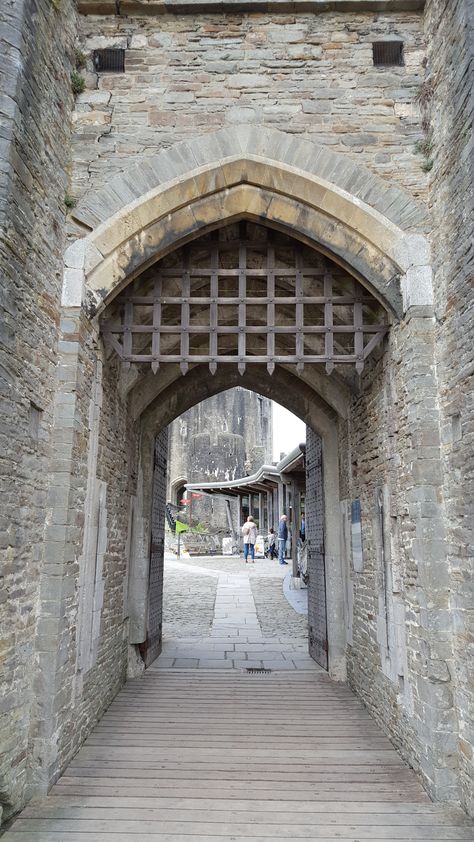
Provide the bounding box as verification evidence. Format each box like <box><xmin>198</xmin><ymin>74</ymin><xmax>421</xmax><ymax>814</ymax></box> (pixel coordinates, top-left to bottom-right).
<box><xmin>185</xmin><ymin>443</ymin><xmax>305</xmax><ymax>498</ymax></box>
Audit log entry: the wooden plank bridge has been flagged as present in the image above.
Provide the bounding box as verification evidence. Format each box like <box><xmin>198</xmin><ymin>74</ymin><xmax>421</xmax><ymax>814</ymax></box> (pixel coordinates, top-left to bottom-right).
<box><xmin>3</xmin><ymin>669</ymin><xmax>473</xmax><ymax>841</ymax></box>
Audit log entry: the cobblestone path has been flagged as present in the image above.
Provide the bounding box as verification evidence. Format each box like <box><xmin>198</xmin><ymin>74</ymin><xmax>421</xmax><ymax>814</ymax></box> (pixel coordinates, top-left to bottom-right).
<box><xmin>159</xmin><ymin>554</ymin><xmax>313</xmax><ymax>669</ymax></box>
<box><xmin>162</xmin><ymin>560</ymin><xmax>218</xmax><ymax>638</ymax></box>
<box><xmin>251</xmin><ymin>575</ymin><xmax>308</xmax><ymax>639</ymax></box>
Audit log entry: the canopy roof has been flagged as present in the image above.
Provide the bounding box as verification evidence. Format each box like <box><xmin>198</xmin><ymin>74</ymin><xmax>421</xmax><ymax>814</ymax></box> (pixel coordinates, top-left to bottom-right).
<box><xmin>185</xmin><ymin>444</ymin><xmax>305</xmax><ymax>499</ymax></box>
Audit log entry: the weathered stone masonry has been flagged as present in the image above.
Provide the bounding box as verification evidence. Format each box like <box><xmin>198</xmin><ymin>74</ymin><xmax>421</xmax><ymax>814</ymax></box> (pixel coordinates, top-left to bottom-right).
<box><xmin>424</xmin><ymin>0</ymin><xmax>474</xmax><ymax>815</ymax></box>
<box><xmin>0</xmin><ymin>0</ymin><xmax>473</xmax><ymax>827</ymax></box>
<box><xmin>0</xmin><ymin>0</ymin><xmax>76</xmax><ymax>820</ymax></box>
<box><xmin>72</xmin><ymin>7</ymin><xmax>428</xmax><ymax>215</ymax></box>
<box><xmin>166</xmin><ymin>389</ymin><xmax>273</xmax><ymax>533</ymax></box>
<box><xmin>342</xmin><ymin>307</ymin><xmax>456</xmax><ymax>803</ymax></box>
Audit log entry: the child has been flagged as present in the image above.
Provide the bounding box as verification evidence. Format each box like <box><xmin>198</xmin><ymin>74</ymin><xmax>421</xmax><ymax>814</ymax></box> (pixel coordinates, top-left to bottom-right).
<box><xmin>266</xmin><ymin>527</ymin><xmax>276</xmax><ymax>559</ymax></box>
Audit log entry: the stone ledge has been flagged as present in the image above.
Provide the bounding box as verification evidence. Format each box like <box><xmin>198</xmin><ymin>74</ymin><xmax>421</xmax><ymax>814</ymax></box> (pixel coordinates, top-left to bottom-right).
<box><xmin>78</xmin><ymin>0</ymin><xmax>425</xmax><ymax>14</ymax></box>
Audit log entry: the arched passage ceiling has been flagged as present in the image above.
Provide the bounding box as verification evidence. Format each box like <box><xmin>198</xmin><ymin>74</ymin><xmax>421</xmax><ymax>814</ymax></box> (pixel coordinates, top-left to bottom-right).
<box><xmin>136</xmin><ymin>362</ymin><xmax>342</xmax><ymax>441</ymax></box>
<box><xmin>66</xmin><ymin>126</ymin><xmax>430</xmax><ymax>321</ymax></box>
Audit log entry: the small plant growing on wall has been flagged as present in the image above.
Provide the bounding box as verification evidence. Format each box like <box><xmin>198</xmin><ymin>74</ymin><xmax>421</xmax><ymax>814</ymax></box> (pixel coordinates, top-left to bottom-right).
<box><xmin>74</xmin><ymin>48</ymin><xmax>87</xmax><ymax>71</ymax></box>
<box><xmin>414</xmin><ymin>139</ymin><xmax>433</xmax><ymax>157</ymax></box>
<box><xmin>64</xmin><ymin>193</ymin><xmax>77</xmax><ymax>209</ymax></box>
<box><xmin>414</xmin><ymin>138</ymin><xmax>434</xmax><ymax>174</ymax></box>
<box><xmin>71</xmin><ymin>70</ymin><xmax>86</xmax><ymax>97</ymax></box>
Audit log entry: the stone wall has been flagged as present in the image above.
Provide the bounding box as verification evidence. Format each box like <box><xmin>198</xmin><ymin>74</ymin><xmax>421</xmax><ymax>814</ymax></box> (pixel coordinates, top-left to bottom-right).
<box><xmin>341</xmin><ymin>301</ymin><xmax>464</xmax><ymax>806</ymax></box>
<box><xmin>0</xmin><ymin>0</ymin><xmax>76</xmax><ymax>820</ymax></box>
<box><xmin>71</xmin><ymin>8</ymin><xmax>427</xmax><ymax>216</ymax></box>
<box><xmin>424</xmin><ymin>0</ymin><xmax>474</xmax><ymax>817</ymax></box>
<box><xmin>28</xmin><ymin>308</ymin><xmax>140</xmax><ymax>802</ymax></box>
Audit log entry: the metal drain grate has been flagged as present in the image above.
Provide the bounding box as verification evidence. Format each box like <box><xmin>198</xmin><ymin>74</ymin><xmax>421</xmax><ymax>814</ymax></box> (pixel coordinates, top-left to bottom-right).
<box><xmin>246</xmin><ymin>667</ymin><xmax>272</xmax><ymax>674</ymax></box>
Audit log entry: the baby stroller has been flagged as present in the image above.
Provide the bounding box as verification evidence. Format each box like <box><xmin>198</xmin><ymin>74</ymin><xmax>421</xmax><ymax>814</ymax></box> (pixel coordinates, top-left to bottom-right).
<box><xmin>264</xmin><ymin>534</ymin><xmax>277</xmax><ymax>559</ymax></box>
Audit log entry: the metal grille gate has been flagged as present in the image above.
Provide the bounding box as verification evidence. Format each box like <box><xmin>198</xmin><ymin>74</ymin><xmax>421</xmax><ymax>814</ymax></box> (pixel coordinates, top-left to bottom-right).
<box><xmin>306</xmin><ymin>427</ymin><xmax>328</xmax><ymax>670</ymax></box>
<box><xmin>140</xmin><ymin>428</ymin><xmax>168</xmax><ymax>667</ymax></box>
<box><xmin>103</xmin><ymin>222</ymin><xmax>388</xmax><ymax>377</ymax></box>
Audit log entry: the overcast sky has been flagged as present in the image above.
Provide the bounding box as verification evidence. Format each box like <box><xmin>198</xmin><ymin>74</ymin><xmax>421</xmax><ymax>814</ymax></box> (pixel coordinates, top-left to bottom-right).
<box><xmin>272</xmin><ymin>402</ymin><xmax>306</xmax><ymax>461</ymax></box>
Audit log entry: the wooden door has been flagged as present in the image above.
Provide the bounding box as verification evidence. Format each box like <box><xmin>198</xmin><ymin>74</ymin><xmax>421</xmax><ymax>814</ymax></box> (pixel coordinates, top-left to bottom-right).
<box><xmin>141</xmin><ymin>428</ymin><xmax>167</xmax><ymax>667</ymax></box>
<box><xmin>306</xmin><ymin>428</ymin><xmax>328</xmax><ymax>670</ymax></box>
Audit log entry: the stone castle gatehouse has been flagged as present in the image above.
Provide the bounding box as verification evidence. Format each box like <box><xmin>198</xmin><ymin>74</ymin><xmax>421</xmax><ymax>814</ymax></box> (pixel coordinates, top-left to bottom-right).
<box><xmin>0</xmin><ymin>0</ymin><xmax>472</xmax><ymax>827</ymax></box>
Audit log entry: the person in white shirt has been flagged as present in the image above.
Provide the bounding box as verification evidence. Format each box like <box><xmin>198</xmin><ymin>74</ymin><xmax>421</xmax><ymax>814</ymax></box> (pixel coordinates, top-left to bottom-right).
<box><xmin>241</xmin><ymin>515</ymin><xmax>257</xmax><ymax>563</ymax></box>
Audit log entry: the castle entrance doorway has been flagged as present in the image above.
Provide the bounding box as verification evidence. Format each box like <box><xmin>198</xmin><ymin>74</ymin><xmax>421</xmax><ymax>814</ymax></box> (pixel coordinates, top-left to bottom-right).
<box><xmin>104</xmin><ymin>221</ymin><xmax>390</xmax><ymax>678</ymax></box>
<box><xmin>151</xmin><ymin>392</ymin><xmax>324</xmax><ymax>672</ymax></box>
<box><xmin>28</xmin><ymin>131</ymin><xmax>454</xmax><ymax>811</ymax></box>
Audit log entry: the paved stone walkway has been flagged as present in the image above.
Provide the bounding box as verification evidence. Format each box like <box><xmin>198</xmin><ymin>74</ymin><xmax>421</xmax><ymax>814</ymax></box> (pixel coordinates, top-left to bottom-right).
<box><xmin>156</xmin><ymin>554</ymin><xmax>316</xmax><ymax>670</ymax></box>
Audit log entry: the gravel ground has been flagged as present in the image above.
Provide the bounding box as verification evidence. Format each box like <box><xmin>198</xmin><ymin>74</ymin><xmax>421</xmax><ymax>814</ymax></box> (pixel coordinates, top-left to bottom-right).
<box><xmin>162</xmin><ymin>563</ymin><xmax>218</xmax><ymax>639</ymax></box>
<box><xmin>251</xmin><ymin>576</ymin><xmax>308</xmax><ymax>640</ymax></box>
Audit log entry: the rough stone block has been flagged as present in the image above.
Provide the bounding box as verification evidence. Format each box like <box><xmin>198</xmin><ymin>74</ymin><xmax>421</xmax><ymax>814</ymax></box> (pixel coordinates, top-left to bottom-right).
<box><xmin>402</xmin><ymin>266</ymin><xmax>434</xmax><ymax>309</ymax></box>
<box><xmin>84</xmin><ymin>35</ymin><xmax>127</xmax><ymax>50</ymax></box>
<box><xmin>62</xmin><ymin>268</ymin><xmax>85</xmax><ymax>307</ymax></box>
<box><xmin>393</xmin><ymin>234</ymin><xmax>431</xmax><ymax>269</ymax></box>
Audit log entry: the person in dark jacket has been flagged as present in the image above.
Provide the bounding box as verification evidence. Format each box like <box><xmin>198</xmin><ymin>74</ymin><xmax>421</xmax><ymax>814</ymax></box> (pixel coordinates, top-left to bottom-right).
<box><xmin>278</xmin><ymin>514</ymin><xmax>288</xmax><ymax>565</ymax></box>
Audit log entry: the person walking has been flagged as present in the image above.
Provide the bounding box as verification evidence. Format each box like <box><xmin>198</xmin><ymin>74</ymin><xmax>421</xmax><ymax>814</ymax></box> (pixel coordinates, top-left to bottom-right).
<box><xmin>242</xmin><ymin>515</ymin><xmax>257</xmax><ymax>563</ymax></box>
<box><xmin>278</xmin><ymin>514</ymin><xmax>288</xmax><ymax>565</ymax></box>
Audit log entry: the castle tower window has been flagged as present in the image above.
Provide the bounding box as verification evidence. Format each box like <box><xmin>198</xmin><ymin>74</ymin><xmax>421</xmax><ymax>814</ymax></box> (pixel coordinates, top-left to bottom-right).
<box><xmin>372</xmin><ymin>41</ymin><xmax>404</xmax><ymax>67</ymax></box>
<box><xmin>93</xmin><ymin>49</ymin><xmax>125</xmax><ymax>73</ymax></box>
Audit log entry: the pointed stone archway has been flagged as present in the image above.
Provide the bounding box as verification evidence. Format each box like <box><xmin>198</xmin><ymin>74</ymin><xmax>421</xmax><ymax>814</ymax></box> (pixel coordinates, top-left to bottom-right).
<box><xmin>131</xmin><ymin>359</ymin><xmax>346</xmax><ymax>681</ymax></box>
<box><xmin>32</xmin><ymin>126</ymin><xmax>459</xmax><ymax>815</ymax></box>
<box><xmin>102</xmin><ymin>216</ymin><xmax>387</xmax><ymax>681</ymax></box>
<box><xmin>63</xmin><ymin>126</ymin><xmax>433</xmax><ymax>320</ymax></box>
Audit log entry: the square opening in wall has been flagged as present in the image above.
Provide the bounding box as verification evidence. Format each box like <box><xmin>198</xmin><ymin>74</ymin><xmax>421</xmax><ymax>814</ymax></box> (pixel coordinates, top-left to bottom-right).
<box><xmin>372</xmin><ymin>41</ymin><xmax>404</xmax><ymax>67</ymax></box>
<box><xmin>93</xmin><ymin>49</ymin><xmax>125</xmax><ymax>73</ymax></box>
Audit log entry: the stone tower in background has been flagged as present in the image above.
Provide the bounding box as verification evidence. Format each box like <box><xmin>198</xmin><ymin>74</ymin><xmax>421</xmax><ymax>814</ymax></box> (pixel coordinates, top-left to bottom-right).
<box><xmin>167</xmin><ymin>389</ymin><xmax>273</xmax><ymax>531</ymax></box>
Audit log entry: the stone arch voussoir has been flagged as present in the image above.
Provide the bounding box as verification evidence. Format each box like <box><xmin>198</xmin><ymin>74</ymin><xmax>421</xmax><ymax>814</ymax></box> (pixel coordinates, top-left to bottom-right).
<box><xmin>62</xmin><ymin>127</ymin><xmax>434</xmax><ymax>320</ymax></box>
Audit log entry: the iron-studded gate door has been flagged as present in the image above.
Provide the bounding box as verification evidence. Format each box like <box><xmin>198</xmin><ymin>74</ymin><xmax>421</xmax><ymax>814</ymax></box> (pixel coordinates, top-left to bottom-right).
<box><xmin>141</xmin><ymin>428</ymin><xmax>168</xmax><ymax>667</ymax></box>
<box><xmin>306</xmin><ymin>428</ymin><xmax>328</xmax><ymax>670</ymax></box>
